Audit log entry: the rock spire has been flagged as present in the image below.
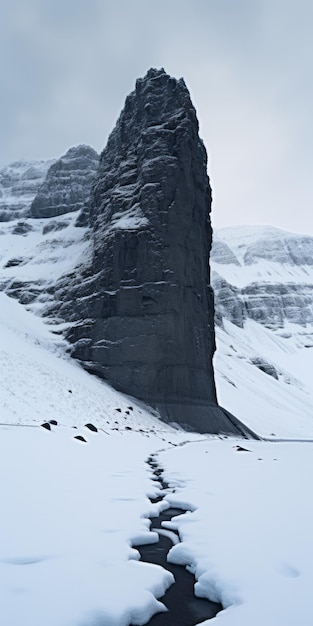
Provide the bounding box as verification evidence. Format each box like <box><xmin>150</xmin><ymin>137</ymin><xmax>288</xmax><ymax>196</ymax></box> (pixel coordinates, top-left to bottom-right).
<box><xmin>55</xmin><ymin>68</ymin><xmax>254</xmax><ymax>436</ymax></box>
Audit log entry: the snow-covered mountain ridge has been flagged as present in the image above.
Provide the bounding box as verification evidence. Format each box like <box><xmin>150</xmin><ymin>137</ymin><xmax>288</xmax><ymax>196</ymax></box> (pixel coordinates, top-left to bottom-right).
<box><xmin>212</xmin><ymin>225</ymin><xmax>313</xmax><ymax>328</ymax></box>
<box><xmin>1</xmin><ymin>188</ymin><xmax>313</xmax><ymax>437</ymax></box>
<box><xmin>0</xmin><ymin>159</ymin><xmax>54</xmax><ymax>222</ymax></box>
<box><xmin>211</xmin><ymin>225</ymin><xmax>313</xmax><ymax>437</ymax></box>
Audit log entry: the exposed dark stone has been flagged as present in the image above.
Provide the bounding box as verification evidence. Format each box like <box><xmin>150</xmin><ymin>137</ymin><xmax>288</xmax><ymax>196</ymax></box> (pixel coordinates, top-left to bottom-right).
<box><xmin>50</xmin><ymin>69</ymin><xmax>256</xmax><ymax>437</ymax></box>
<box><xmin>250</xmin><ymin>357</ymin><xmax>279</xmax><ymax>379</ymax></box>
<box><xmin>41</xmin><ymin>422</ymin><xmax>51</xmax><ymax>430</ymax></box>
<box><xmin>30</xmin><ymin>145</ymin><xmax>99</xmax><ymax>218</ymax></box>
<box><xmin>234</xmin><ymin>445</ymin><xmax>251</xmax><ymax>452</ymax></box>
<box><xmin>12</xmin><ymin>221</ymin><xmax>34</xmax><ymax>235</ymax></box>
<box><xmin>4</xmin><ymin>257</ymin><xmax>25</xmax><ymax>268</ymax></box>
<box><xmin>42</xmin><ymin>220</ymin><xmax>69</xmax><ymax>235</ymax></box>
<box><xmin>49</xmin><ymin>419</ymin><xmax>58</xmax><ymax>425</ymax></box>
<box><xmin>73</xmin><ymin>435</ymin><xmax>87</xmax><ymax>442</ymax></box>
<box><xmin>85</xmin><ymin>422</ymin><xmax>98</xmax><ymax>432</ymax></box>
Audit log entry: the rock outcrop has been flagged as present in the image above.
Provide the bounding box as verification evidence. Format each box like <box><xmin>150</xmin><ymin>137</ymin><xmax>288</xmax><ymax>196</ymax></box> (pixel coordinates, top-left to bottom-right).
<box><xmin>0</xmin><ymin>159</ymin><xmax>54</xmax><ymax>221</ymax></box>
<box><xmin>30</xmin><ymin>145</ymin><xmax>99</xmax><ymax>218</ymax></box>
<box><xmin>53</xmin><ymin>68</ymin><xmax>252</xmax><ymax>436</ymax></box>
<box><xmin>211</xmin><ymin>226</ymin><xmax>313</xmax><ymax>332</ymax></box>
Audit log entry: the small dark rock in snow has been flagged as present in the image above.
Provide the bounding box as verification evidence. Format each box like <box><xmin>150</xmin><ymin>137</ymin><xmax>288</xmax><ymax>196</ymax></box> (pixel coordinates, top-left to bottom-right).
<box><xmin>234</xmin><ymin>445</ymin><xmax>251</xmax><ymax>452</ymax></box>
<box><xmin>41</xmin><ymin>422</ymin><xmax>51</xmax><ymax>431</ymax></box>
<box><xmin>85</xmin><ymin>423</ymin><xmax>98</xmax><ymax>432</ymax></box>
<box><xmin>68</xmin><ymin>389</ymin><xmax>72</xmax><ymax>394</ymax></box>
<box><xmin>250</xmin><ymin>357</ymin><xmax>279</xmax><ymax>380</ymax></box>
<box><xmin>128</xmin><ymin>406</ymin><xmax>133</xmax><ymax>411</ymax></box>
<box><xmin>125</xmin><ymin>426</ymin><xmax>132</xmax><ymax>430</ymax></box>
<box><xmin>49</xmin><ymin>420</ymin><xmax>58</xmax><ymax>426</ymax></box>
<box><xmin>125</xmin><ymin>410</ymin><xmax>130</xmax><ymax>416</ymax></box>
<box><xmin>74</xmin><ymin>435</ymin><xmax>87</xmax><ymax>443</ymax></box>
<box><xmin>42</xmin><ymin>220</ymin><xmax>69</xmax><ymax>235</ymax></box>
<box><xmin>115</xmin><ymin>408</ymin><xmax>122</xmax><ymax>413</ymax></box>
<box><xmin>12</xmin><ymin>221</ymin><xmax>34</xmax><ymax>235</ymax></box>
<box><xmin>4</xmin><ymin>257</ymin><xmax>25</xmax><ymax>268</ymax></box>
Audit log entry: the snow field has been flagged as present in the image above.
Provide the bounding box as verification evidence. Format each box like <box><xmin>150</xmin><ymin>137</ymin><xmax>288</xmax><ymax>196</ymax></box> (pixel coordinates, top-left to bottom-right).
<box><xmin>0</xmin><ymin>291</ymin><xmax>179</xmax><ymax>434</ymax></box>
<box><xmin>0</xmin><ymin>425</ymin><xmax>176</xmax><ymax>626</ymax></box>
<box><xmin>159</xmin><ymin>438</ymin><xmax>313</xmax><ymax>625</ymax></box>
<box><xmin>214</xmin><ymin>319</ymin><xmax>313</xmax><ymax>438</ymax></box>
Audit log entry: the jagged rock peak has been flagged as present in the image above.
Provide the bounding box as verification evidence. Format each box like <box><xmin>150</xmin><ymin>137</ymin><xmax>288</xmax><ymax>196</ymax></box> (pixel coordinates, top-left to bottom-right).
<box><xmin>30</xmin><ymin>144</ymin><xmax>99</xmax><ymax>219</ymax></box>
<box><xmin>55</xmin><ymin>69</ymin><xmax>254</xmax><ymax>437</ymax></box>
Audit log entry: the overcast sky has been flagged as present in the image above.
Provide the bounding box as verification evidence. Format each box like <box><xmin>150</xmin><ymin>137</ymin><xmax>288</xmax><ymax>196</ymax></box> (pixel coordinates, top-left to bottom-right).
<box><xmin>1</xmin><ymin>0</ymin><xmax>312</xmax><ymax>233</ymax></box>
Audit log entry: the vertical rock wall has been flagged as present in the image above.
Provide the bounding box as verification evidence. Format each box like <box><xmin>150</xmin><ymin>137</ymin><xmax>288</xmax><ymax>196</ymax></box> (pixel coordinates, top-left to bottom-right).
<box><xmin>57</xmin><ymin>69</ymin><xmax>253</xmax><ymax>435</ymax></box>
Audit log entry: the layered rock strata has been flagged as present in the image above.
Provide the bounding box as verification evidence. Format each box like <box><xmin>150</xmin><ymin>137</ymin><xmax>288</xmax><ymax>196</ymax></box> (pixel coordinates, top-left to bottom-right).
<box><xmin>30</xmin><ymin>145</ymin><xmax>99</xmax><ymax>218</ymax></box>
<box><xmin>211</xmin><ymin>227</ymin><xmax>313</xmax><ymax>331</ymax></box>
<box><xmin>53</xmin><ymin>69</ymin><xmax>254</xmax><ymax>435</ymax></box>
<box><xmin>0</xmin><ymin>159</ymin><xmax>54</xmax><ymax>221</ymax></box>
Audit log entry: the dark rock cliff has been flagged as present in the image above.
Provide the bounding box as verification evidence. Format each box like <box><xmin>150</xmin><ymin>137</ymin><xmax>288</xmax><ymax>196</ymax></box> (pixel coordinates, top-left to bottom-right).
<box><xmin>30</xmin><ymin>145</ymin><xmax>99</xmax><ymax>218</ymax></box>
<box><xmin>53</xmin><ymin>69</ymin><xmax>254</xmax><ymax>436</ymax></box>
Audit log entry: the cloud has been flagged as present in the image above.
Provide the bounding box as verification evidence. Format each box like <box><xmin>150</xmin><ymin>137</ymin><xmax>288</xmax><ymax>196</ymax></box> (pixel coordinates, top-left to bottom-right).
<box><xmin>1</xmin><ymin>0</ymin><xmax>312</xmax><ymax>233</ymax></box>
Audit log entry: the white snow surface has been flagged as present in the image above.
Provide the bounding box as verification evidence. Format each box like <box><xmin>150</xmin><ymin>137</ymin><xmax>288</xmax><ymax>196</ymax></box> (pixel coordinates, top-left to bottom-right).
<box><xmin>0</xmin><ymin>213</ymin><xmax>89</xmax><ymax>293</ymax></box>
<box><xmin>214</xmin><ymin>319</ymin><xmax>313</xmax><ymax>439</ymax></box>
<box><xmin>2</xmin><ymin>212</ymin><xmax>313</xmax><ymax>623</ymax></box>
<box><xmin>0</xmin><ymin>291</ymin><xmax>195</xmax><ymax>625</ymax></box>
<box><xmin>212</xmin><ymin>224</ymin><xmax>313</xmax><ymax>287</ymax></box>
<box><xmin>159</xmin><ymin>438</ymin><xmax>313</xmax><ymax>625</ymax></box>
<box><xmin>0</xmin><ymin>425</ymin><xmax>174</xmax><ymax>626</ymax></box>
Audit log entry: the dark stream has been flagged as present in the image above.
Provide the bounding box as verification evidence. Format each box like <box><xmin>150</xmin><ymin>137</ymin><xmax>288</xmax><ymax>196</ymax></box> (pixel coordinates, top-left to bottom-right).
<box><xmin>132</xmin><ymin>455</ymin><xmax>222</xmax><ymax>626</ymax></box>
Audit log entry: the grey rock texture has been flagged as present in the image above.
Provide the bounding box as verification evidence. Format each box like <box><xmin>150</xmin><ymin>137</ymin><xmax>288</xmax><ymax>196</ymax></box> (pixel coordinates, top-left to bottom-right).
<box><xmin>0</xmin><ymin>159</ymin><xmax>53</xmax><ymax>221</ymax></box>
<box><xmin>211</xmin><ymin>227</ymin><xmax>313</xmax><ymax>331</ymax></box>
<box><xmin>250</xmin><ymin>357</ymin><xmax>279</xmax><ymax>379</ymax></box>
<box><xmin>242</xmin><ymin>282</ymin><xmax>313</xmax><ymax>328</ymax></box>
<box><xmin>30</xmin><ymin>145</ymin><xmax>99</xmax><ymax>218</ymax></box>
<box><xmin>211</xmin><ymin>240</ymin><xmax>241</xmax><ymax>266</ymax></box>
<box><xmin>243</xmin><ymin>234</ymin><xmax>313</xmax><ymax>266</ymax></box>
<box><xmin>212</xmin><ymin>271</ymin><xmax>246</xmax><ymax>328</ymax></box>
<box><xmin>53</xmin><ymin>68</ymin><xmax>253</xmax><ymax>436</ymax></box>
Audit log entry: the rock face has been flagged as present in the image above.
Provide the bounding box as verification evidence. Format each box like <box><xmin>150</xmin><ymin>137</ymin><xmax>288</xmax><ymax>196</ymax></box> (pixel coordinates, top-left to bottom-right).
<box><xmin>30</xmin><ymin>145</ymin><xmax>99</xmax><ymax>218</ymax></box>
<box><xmin>55</xmin><ymin>68</ymin><xmax>252</xmax><ymax>436</ymax></box>
<box><xmin>211</xmin><ymin>226</ymin><xmax>313</xmax><ymax>331</ymax></box>
<box><xmin>0</xmin><ymin>159</ymin><xmax>54</xmax><ymax>221</ymax></box>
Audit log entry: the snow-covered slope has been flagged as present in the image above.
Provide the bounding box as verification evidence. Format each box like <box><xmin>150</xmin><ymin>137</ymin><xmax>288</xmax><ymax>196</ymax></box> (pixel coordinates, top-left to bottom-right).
<box><xmin>212</xmin><ymin>226</ymin><xmax>313</xmax><ymax>437</ymax></box>
<box><xmin>2</xmin><ymin>163</ymin><xmax>313</xmax><ymax>625</ymax></box>
<box><xmin>1</xmin><ymin>210</ymin><xmax>313</xmax><ymax>438</ymax></box>
<box><xmin>0</xmin><ymin>290</ymin><xmax>181</xmax><ymax>434</ymax></box>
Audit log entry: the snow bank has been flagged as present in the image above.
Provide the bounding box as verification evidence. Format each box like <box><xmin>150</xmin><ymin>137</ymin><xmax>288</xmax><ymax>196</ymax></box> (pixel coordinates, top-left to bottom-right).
<box><xmin>0</xmin><ymin>426</ymin><xmax>173</xmax><ymax>626</ymax></box>
<box><xmin>159</xmin><ymin>438</ymin><xmax>313</xmax><ymax>625</ymax></box>
<box><xmin>214</xmin><ymin>319</ymin><xmax>313</xmax><ymax>438</ymax></box>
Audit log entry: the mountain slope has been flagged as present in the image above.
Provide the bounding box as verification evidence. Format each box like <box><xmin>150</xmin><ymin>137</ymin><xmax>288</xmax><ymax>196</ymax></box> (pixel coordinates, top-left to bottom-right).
<box><xmin>212</xmin><ymin>225</ymin><xmax>313</xmax><ymax>437</ymax></box>
<box><xmin>0</xmin><ymin>159</ymin><xmax>54</xmax><ymax>221</ymax></box>
<box><xmin>1</xmin><ymin>160</ymin><xmax>313</xmax><ymax>439</ymax></box>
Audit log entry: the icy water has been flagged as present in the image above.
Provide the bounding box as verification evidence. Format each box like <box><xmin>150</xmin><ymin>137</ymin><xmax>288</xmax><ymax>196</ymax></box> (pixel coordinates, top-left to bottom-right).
<box><xmin>132</xmin><ymin>457</ymin><xmax>222</xmax><ymax>626</ymax></box>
